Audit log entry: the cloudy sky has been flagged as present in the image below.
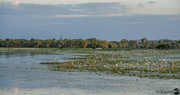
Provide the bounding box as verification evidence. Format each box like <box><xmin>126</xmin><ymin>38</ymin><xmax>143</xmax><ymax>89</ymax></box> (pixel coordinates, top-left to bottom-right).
<box><xmin>0</xmin><ymin>0</ymin><xmax>180</xmax><ymax>41</ymax></box>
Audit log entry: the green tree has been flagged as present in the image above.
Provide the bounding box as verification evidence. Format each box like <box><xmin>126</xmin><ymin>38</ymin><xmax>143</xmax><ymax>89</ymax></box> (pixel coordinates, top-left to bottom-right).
<box><xmin>118</xmin><ymin>42</ymin><xmax>122</xmax><ymax>48</ymax></box>
<box><xmin>130</xmin><ymin>40</ymin><xmax>137</xmax><ymax>48</ymax></box>
<box><xmin>45</xmin><ymin>39</ymin><xmax>51</xmax><ymax>48</ymax></box>
<box><xmin>50</xmin><ymin>38</ymin><xmax>58</xmax><ymax>47</ymax></box>
<box><xmin>11</xmin><ymin>39</ymin><xmax>17</xmax><ymax>47</ymax></box>
<box><xmin>5</xmin><ymin>38</ymin><xmax>11</xmax><ymax>47</ymax></box>
<box><xmin>159</xmin><ymin>39</ymin><xmax>163</xmax><ymax>44</ymax></box>
<box><xmin>150</xmin><ymin>41</ymin><xmax>157</xmax><ymax>48</ymax></box>
<box><xmin>82</xmin><ymin>40</ymin><xmax>88</xmax><ymax>48</ymax></box>
<box><xmin>171</xmin><ymin>41</ymin><xmax>177</xmax><ymax>49</ymax></box>
<box><xmin>141</xmin><ymin>38</ymin><xmax>147</xmax><ymax>48</ymax></box>
<box><xmin>121</xmin><ymin>39</ymin><xmax>128</xmax><ymax>48</ymax></box>
<box><xmin>156</xmin><ymin>44</ymin><xmax>170</xmax><ymax>49</ymax></box>
<box><xmin>145</xmin><ymin>40</ymin><xmax>149</xmax><ymax>48</ymax></box>
<box><xmin>103</xmin><ymin>40</ymin><xmax>109</xmax><ymax>48</ymax></box>
<box><xmin>35</xmin><ymin>41</ymin><xmax>41</xmax><ymax>48</ymax></box>
<box><xmin>86</xmin><ymin>38</ymin><xmax>98</xmax><ymax>48</ymax></box>
<box><xmin>0</xmin><ymin>39</ymin><xmax>4</xmax><ymax>47</ymax></box>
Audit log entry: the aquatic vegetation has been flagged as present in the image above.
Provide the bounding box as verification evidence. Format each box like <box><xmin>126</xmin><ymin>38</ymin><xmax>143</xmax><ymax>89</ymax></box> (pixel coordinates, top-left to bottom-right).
<box><xmin>40</xmin><ymin>49</ymin><xmax>180</xmax><ymax>79</ymax></box>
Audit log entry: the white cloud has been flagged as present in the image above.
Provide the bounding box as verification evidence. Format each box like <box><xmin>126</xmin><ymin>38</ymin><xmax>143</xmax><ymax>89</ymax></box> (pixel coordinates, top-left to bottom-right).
<box><xmin>0</xmin><ymin>2</ymin><xmax>129</xmax><ymax>17</ymax></box>
<box><xmin>12</xmin><ymin>1</ymin><xmax>19</xmax><ymax>5</ymax></box>
<box><xmin>32</xmin><ymin>22</ymin><xmax>68</xmax><ymax>25</ymax></box>
<box><xmin>0</xmin><ymin>1</ymin><xmax>179</xmax><ymax>17</ymax></box>
<box><xmin>55</xmin><ymin>15</ymin><xmax>89</xmax><ymax>18</ymax></box>
<box><xmin>0</xmin><ymin>1</ymin><xmax>19</xmax><ymax>6</ymax></box>
<box><xmin>148</xmin><ymin>1</ymin><xmax>156</xmax><ymax>4</ymax></box>
<box><xmin>70</xmin><ymin>9</ymin><xmax>84</xmax><ymax>12</ymax></box>
<box><xmin>136</xmin><ymin>3</ymin><xmax>145</xmax><ymax>8</ymax></box>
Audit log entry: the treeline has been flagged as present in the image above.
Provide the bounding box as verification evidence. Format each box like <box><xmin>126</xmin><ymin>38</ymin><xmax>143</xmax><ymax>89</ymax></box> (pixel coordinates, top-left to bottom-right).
<box><xmin>0</xmin><ymin>38</ymin><xmax>179</xmax><ymax>49</ymax></box>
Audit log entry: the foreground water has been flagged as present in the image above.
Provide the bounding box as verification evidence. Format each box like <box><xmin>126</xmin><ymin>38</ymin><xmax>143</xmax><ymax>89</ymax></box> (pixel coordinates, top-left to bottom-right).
<box><xmin>0</xmin><ymin>51</ymin><xmax>179</xmax><ymax>95</ymax></box>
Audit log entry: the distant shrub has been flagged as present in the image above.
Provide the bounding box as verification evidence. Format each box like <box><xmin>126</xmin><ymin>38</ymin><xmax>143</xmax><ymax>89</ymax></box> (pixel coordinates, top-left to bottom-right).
<box><xmin>92</xmin><ymin>46</ymin><xmax>96</xmax><ymax>49</ymax></box>
<box><xmin>108</xmin><ymin>45</ymin><xmax>112</xmax><ymax>48</ymax></box>
<box><xmin>156</xmin><ymin>44</ymin><xmax>171</xmax><ymax>49</ymax></box>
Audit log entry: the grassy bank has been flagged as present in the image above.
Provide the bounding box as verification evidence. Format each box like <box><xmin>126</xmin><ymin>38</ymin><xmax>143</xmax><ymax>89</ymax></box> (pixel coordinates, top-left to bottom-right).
<box><xmin>0</xmin><ymin>47</ymin><xmax>161</xmax><ymax>53</ymax></box>
<box><xmin>0</xmin><ymin>47</ymin><xmax>140</xmax><ymax>52</ymax></box>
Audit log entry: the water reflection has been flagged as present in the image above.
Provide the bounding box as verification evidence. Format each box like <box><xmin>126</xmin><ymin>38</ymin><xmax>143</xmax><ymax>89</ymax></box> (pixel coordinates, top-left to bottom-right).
<box><xmin>13</xmin><ymin>88</ymin><xmax>19</xmax><ymax>93</ymax></box>
<box><xmin>0</xmin><ymin>51</ymin><xmax>64</xmax><ymax>60</ymax></box>
<box><xmin>0</xmin><ymin>52</ymin><xmax>3</xmax><ymax>58</ymax></box>
<box><xmin>5</xmin><ymin>52</ymin><xmax>10</xmax><ymax>59</ymax></box>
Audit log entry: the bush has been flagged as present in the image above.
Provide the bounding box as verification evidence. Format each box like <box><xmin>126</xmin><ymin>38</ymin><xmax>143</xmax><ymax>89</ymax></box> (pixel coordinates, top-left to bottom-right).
<box><xmin>92</xmin><ymin>46</ymin><xmax>96</xmax><ymax>49</ymax></box>
<box><xmin>156</xmin><ymin>44</ymin><xmax>171</xmax><ymax>49</ymax></box>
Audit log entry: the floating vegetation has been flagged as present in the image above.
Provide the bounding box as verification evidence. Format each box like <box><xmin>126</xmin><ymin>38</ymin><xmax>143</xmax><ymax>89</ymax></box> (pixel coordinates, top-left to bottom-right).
<box><xmin>40</xmin><ymin>49</ymin><xmax>180</xmax><ymax>79</ymax></box>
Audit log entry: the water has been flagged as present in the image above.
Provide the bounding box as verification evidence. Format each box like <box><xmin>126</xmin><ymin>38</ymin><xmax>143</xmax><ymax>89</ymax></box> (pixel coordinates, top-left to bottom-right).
<box><xmin>0</xmin><ymin>51</ymin><xmax>179</xmax><ymax>95</ymax></box>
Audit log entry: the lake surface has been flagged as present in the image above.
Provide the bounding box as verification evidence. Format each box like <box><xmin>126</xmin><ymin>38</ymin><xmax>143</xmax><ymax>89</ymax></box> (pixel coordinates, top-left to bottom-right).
<box><xmin>0</xmin><ymin>51</ymin><xmax>179</xmax><ymax>95</ymax></box>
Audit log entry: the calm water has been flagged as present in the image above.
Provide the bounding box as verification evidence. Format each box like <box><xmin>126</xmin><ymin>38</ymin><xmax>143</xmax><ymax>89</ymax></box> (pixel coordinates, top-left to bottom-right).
<box><xmin>0</xmin><ymin>51</ymin><xmax>179</xmax><ymax>95</ymax></box>
<box><xmin>0</xmin><ymin>51</ymin><xmax>80</xmax><ymax>89</ymax></box>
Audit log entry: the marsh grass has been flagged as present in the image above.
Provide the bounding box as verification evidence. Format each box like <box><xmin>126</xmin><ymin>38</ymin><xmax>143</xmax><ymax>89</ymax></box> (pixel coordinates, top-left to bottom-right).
<box><xmin>40</xmin><ymin>49</ymin><xmax>180</xmax><ymax>79</ymax></box>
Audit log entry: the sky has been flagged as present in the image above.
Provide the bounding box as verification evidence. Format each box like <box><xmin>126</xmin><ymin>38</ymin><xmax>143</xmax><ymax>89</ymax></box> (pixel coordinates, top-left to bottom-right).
<box><xmin>0</xmin><ymin>0</ymin><xmax>180</xmax><ymax>41</ymax></box>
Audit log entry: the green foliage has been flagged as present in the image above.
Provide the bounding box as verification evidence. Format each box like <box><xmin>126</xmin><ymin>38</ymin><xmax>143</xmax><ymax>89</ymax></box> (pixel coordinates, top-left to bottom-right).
<box><xmin>156</xmin><ymin>44</ymin><xmax>171</xmax><ymax>49</ymax></box>
<box><xmin>0</xmin><ymin>38</ymin><xmax>179</xmax><ymax>49</ymax></box>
